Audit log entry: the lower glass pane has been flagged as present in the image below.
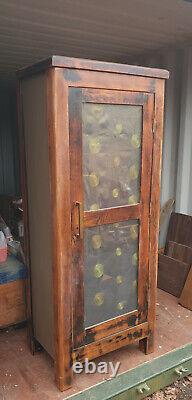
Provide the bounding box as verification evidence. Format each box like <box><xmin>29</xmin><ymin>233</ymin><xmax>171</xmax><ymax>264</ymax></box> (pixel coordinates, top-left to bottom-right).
<box><xmin>84</xmin><ymin>220</ymin><xmax>139</xmax><ymax>328</ymax></box>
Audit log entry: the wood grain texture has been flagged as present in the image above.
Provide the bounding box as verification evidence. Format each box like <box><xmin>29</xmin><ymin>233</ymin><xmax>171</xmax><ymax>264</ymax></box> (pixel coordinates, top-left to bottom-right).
<box><xmin>158</xmin><ymin>254</ymin><xmax>190</xmax><ymax>297</ymax></box>
<box><xmin>140</xmin><ymin>79</ymin><xmax>165</xmax><ymax>355</ymax></box>
<box><xmin>137</xmin><ymin>94</ymin><xmax>154</xmax><ymax>326</ymax></box>
<box><xmin>69</xmin><ymin>88</ymin><xmax>85</xmax><ymax>349</ymax></box>
<box><xmin>18</xmin><ymin>59</ymin><xmax>168</xmax><ymax>391</ymax></box>
<box><xmin>165</xmin><ymin>212</ymin><xmax>192</xmax><ymax>251</ymax></box>
<box><xmin>83</xmin><ymin>89</ymin><xmax>149</xmax><ymax>105</ymax></box>
<box><xmin>84</xmin><ymin>205</ymin><xmax>141</xmax><ymax>228</ymax></box>
<box><xmin>167</xmin><ymin>241</ymin><xmax>192</xmax><ymax>264</ymax></box>
<box><xmin>85</xmin><ymin>311</ymin><xmax>138</xmax><ymax>344</ymax></box>
<box><xmin>0</xmin><ymin>280</ymin><xmax>26</xmax><ymax>328</ymax></box>
<box><xmin>63</xmin><ymin>69</ymin><xmax>156</xmax><ymax>93</ymax></box>
<box><xmin>73</xmin><ymin>322</ymin><xmax>149</xmax><ymax>363</ymax></box>
<box><xmin>179</xmin><ymin>267</ymin><xmax>192</xmax><ymax>311</ymax></box>
<box><xmin>17</xmin><ymin>55</ymin><xmax>169</xmax><ymax>80</ymax></box>
<box><xmin>69</xmin><ymin>87</ymin><xmax>154</xmax><ymax>364</ymax></box>
<box><xmin>47</xmin><ymin>69</ymin><xmax>73</xmax><ymax>391</ymax></box>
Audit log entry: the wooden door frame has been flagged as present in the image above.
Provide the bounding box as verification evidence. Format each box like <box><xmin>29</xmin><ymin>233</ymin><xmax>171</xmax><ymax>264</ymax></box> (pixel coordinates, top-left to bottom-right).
<box><xmin>69</xmin><ymin>86</ymin><xmax>154</xmax><ymax>340</ymax></box>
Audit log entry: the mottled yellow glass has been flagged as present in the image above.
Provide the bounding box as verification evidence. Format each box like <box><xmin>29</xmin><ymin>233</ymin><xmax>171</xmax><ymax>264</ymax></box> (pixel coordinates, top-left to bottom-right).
<box><xmin>83</xmin><ymin>103</ymin><xmax>142</xmax><ymax>211</ymax></box>
<box><xmin>84</xmin><ymin>220</ymin><xmax>139</xmax><ymax>327</ymax></box>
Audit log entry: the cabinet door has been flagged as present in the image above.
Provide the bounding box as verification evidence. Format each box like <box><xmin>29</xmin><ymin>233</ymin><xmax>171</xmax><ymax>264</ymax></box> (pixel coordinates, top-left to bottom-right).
<box><xmin>69</xmin><ymin>88</ymin><xmax>154</xmax><ymax>352</ymax></box>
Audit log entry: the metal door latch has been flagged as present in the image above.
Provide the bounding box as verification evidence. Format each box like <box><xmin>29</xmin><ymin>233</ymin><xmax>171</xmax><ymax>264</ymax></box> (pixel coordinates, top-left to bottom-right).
<box><xmin>136</xmin><ymin>382</ymin><xmax>151</xmax><ymax>394</ymax></box>
<box><xmin>175</xmin><ymin>366</ymin><xmax>189</xmax><ymax>377</ymax></box>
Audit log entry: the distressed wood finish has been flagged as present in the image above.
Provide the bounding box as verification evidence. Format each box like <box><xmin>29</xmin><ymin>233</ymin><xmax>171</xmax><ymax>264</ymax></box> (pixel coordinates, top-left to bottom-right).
<box><xmin>83</xmin><ymin>89</ymin><xmax>149</xmax><ymax>105</ymax></box>
<box><xmin>139</xmin><ymin>79</ymin><xmax>165</xmax><ymax>354</ymax></box>
<box><xmin>69</xmin><ymin>88</ymin><xmax>85</xmax><ymax>349</ymax></box>
<box><xmin>137</xmin><ymin>94</ymin><xmax>154</xmax><ymax>325</ymax></box>
<box><xmin>63</xmin><ymin>69</ymin><xmax>156</xmax><ymax>93</ymax></box>
<box><xmin>18</xmin><ymin>56</ymin><xmax>168</xmax><ymax>391</ymax></box>
<box><xmin>73</xmin><ymin>322</ymin><xmax>149</xmax><ymax>363</ymax></box>
<box><xmin>85</xmin><ymin>310</ymin><xmax>138</xmax><ymax>344</ymax></box>
<box><xmin>18</xmin><ymin>55</ymin><xmax>169</xmax><ymax>80</ymax></box>
<box><xmin>84</xmin><ymin>205</ymin><xmax>141</xmax><ymax>228</ymax></box>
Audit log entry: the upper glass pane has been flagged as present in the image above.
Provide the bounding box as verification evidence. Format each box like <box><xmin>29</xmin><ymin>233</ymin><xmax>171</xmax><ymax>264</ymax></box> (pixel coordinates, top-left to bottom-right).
<box><xmin>82</xmin><ymin>103</ymin><xmax>142</xmax><ymax>211</ymax></box>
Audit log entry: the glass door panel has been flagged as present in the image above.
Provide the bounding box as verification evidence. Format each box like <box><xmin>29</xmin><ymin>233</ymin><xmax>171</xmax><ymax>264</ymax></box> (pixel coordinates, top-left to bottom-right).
<box><xmin>69</xmin><ymin>88</ymin><xmax>154</xmax><ymax>347</ymax></box>
<box><xmin>84</xmin><ymin>220</ymin><xmax>139</xmax><ymax>327</ymax></box>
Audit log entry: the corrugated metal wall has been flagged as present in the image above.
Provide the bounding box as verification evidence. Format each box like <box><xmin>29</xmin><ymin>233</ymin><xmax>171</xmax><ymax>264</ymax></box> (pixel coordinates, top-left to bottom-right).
<box><xmin>141</xmin><ymin>46</ymin><xmax>192</xmax><ymax>245</ymax></box>
<box><xmin>0</xmin><ymin>87</ymin><xmax>20</xmax><ymax>196</ymax></box>
<box><xmin>1</xmin><ymin>47</ymin><xmax>192</xmax><ymax>246</ymax></box>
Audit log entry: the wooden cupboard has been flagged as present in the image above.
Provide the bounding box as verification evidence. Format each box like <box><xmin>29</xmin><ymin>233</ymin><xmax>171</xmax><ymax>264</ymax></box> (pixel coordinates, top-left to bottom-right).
<box><xmin>18</xmin><ymin>56</ymin><xmax>169</xmax><ymax>391</ymax></box>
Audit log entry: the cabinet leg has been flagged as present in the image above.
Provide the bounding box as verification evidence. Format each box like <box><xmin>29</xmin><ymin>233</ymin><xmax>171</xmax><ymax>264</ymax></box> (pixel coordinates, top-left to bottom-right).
<box><xmin>55</xmin><ymin>365</ymin><xmax>73</xmax><ymax>391</ymax></box>
<box><xmin>139</xmin><ymin>334</ymin><xmax>154</xmax><ymax>355</ymax></box>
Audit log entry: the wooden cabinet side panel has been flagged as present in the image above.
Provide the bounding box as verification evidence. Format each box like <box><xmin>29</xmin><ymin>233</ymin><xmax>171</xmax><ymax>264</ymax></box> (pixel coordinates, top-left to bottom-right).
<box><xmin>21</xmin><ymin>74</ymin><xmax>54</xmax><ymax>357</ymax></box>
<box><xmin>146</xmin><ymin>79</ymin><xmax>166</xmax><ymax>352</ymax></box>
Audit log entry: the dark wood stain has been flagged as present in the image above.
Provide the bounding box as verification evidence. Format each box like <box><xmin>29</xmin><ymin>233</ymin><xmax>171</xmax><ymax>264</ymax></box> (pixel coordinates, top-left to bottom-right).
<box><xmin>17</xmin><ymin>55</ymin><xmax>169</xmax><ymax>80</ymax></box>
<box><xmin>165</xmin><ymin>212</ymin><xmax>192</xmax><ymax>252</ymax></box>
<box><xmin>63</xmin><ymin>69</ymin><xmax>81</xmax><ymax>82</ymax></box>
<box><xmin>18</xmin><ymin>57</ymin><xmax>168</xmax><ymax>390</ymax></box>
<box><xmin>158</xmin><ymin>254</ymin><xmax>190</xmax><ymax>297</ymax></box>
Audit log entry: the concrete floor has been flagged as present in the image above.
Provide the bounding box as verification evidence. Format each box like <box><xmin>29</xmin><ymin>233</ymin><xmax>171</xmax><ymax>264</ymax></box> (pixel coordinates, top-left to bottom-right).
<box><xmin>0</xmin><ymin>289</ymin><xmax>192</xmax><ymax>400</ymax></box>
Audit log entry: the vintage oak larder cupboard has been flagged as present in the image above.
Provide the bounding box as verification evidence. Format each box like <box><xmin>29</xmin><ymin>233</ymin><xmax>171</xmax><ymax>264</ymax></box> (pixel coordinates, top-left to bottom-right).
<box><xmin>18</xmin><ymin>57</ymin><xmax>169</xmax><ymax>391</ymax></box>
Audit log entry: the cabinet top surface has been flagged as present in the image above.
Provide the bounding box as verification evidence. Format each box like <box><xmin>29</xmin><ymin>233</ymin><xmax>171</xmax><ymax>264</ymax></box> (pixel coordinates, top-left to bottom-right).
<box><xmin>17</xmin><ymin>55</ymin><xmax>169</xmax><ymax>80</ymax></box>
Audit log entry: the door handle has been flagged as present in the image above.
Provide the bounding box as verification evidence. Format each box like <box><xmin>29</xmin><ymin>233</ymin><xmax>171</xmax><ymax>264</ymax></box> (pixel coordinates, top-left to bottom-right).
<box><xmin>175</xmin><ymin>366</ymin><xmax>189</xmax><ymax>377</ymax></box>
<box><xmin>73</xmin><ymin>201</ymin><xmax>83</xmax><ymax>240</ymax></box>
<box><xmin>136</xmin><ymin>383</ymin><xmax>151</xmax><ymax>394</ymax></box>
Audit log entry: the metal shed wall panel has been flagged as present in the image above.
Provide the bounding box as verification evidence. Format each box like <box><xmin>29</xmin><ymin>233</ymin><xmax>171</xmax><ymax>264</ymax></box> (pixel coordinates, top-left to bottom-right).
<box><xmin>1</xmin><ymin>0</ymin><xmax>192</xmax><ymax>82</ymax></box>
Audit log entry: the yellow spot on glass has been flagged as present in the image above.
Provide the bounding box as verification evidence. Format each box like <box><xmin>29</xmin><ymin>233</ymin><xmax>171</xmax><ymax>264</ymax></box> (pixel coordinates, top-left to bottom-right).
<box><xmin>89</xmin><ymin>173</ymin><xmax>99</xmax><ymax>187</ymax></box>
<box><xmin>132</xmin><ymin>253</ymin><xmax>138</xmax><ymax>266</ymax></box>
<box><xmin>113</xmin><ymin>156</ymin><xmax>120</xmax><ymax>167</ymax></box>
<box><xmin>112</xmin><ymin>188</ymin><xmax>119</xmax><ymax>198</ymax></box>
<box><xmin>117</xmin><ymin>301</ymin><xmax>126</xmax><ymax>311</ymax></box>
<box><xmin>130</xmin><ymin>225</ymin><xmax>138</xmax><ymax>240</ymax></box>
<box><xmin>94</xmin><ymin>264</ymin><xmax>104</xmax><ymax>278</ymax></box>
<box><xmin>129</xmin><ymin>164</ymin><xmax>139</xmax><ymax>180</ymax></box>
<box><xmin>131</xmin><ymin>134</ymin><xmax>141</xmax><ymax>148</ymax></box>
<box><xmin>114</xmin><ymin>123</ymin><xmax>123</xmax><ymax>135</ymax></box>
<box><xmin>132</xmin><ymin>280</ymin><xmax>137</xmax><ymax>289</ymax></box>
<box><xmin>116</xmin><ymin>275</ymin><xmax>124</xmax><ymax>284</ymax></box>
<box><xmin>85</xmin><ymin>115</ymin><xmax>95</xmax><ymax>125</ymax></box>
<box><xmin>128</xmin><ymin>194</ymin><xmax>137</xmax><ymax>205</ymax></box>
<box><xmin>89</xmin><ymin>137</ymin><xmax>101</xmax><ymax>154</ymax></box>
<box><xmin>91</xmin><ymin>105</ymin><xmax>103</xmax><ymax>120</ymax></box>
<box><xmin>116</xmin><ymin>247</ymin><xmax>122</xmax><ymax>256</ymax></box>
<box><xmin>90</xmin><ymin>203</ymin><xmax>99</xmax><ymax>211</ymax></box>
<box><xmin>94</xmin><ymin>292</ymin><xmax>104</xmax><ymax>306</ymax></box>
<box><xmin>92</xmin><ymin>234</ymin><xmax>102</xmax><ymax>249</ymax></box>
